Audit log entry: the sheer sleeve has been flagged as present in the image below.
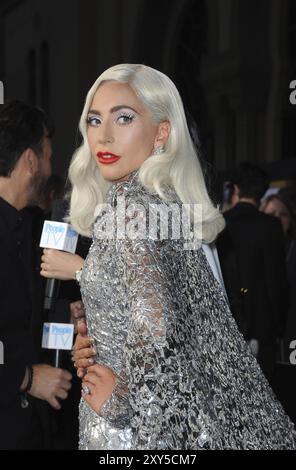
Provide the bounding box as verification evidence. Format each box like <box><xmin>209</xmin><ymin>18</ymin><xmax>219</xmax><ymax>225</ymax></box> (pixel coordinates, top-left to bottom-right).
<box><xmin>98</xmin><ymin>230</ymin><xmax>179</xmax><ymax>448</ymax></box>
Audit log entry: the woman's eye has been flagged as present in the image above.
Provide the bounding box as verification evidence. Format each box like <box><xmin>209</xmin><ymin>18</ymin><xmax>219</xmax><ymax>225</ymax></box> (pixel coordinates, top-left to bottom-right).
<box><xmin>86</xmin><ymin>116</ymin><xmax>101</xmax><ymax>126</ymax></box>
<box><xmin>117</xmin><ymin>114</ymin><xmax>135</xmax><ymax>125</ymax></box>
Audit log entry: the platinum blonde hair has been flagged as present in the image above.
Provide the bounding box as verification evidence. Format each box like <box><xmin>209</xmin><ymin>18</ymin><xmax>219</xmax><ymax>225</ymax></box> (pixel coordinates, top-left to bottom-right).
<box><xmin>68</xmin><ymin>64</ymin><xmax>225</xmax><ymax>243</ymax></box>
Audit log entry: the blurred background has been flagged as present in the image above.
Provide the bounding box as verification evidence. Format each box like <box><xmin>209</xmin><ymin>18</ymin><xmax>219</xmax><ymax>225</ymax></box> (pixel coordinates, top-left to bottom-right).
<box><xmin>1</xmin><ymin>0</ymin><xmax>296</xmax><ymax>188</ymax></box>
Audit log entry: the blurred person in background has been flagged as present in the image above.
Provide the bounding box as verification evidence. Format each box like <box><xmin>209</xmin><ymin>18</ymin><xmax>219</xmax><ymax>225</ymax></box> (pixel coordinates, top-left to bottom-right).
<box><xmin>260</xmin><ymin>191</ymin><xmax>296</xmax><ymax>364</ymax></box>
<box><xmin>0</xmin><ymin>101</ymin><xmax>72</xmax><ymax>449</ymax></box>
<box><xmin>217</xmin><ymin>162</ymin><xmax>289</xmax><ymax>382</ymax></box>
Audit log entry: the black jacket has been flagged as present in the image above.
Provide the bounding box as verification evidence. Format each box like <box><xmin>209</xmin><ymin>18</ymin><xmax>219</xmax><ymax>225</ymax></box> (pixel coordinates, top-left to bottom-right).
<box><xmin>0</xmin><ymin>197</ymin><xmax>50</xmax><ymax>449</ymax></box>
<box><xmin>217</xmin><ymin>202</ymin><xmax>288</xmax><ymax>379</ymax></box>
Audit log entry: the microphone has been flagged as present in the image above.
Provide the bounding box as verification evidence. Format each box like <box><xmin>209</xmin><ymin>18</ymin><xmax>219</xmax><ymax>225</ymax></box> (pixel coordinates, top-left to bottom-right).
<box><xmin>44</xmin><ymin>277</ymin><xmax>60</xmax><ymax>311</ymax></box>
<box><xmin>42</xmin><ymin>200</ymin><xmax>66</xmax><ymax>312</ymax></box>
<box><xmin>40</xmin><ymin>200</ymin><xmax>79</xmax><ymax>312</ymax></box>
<box><xmin>40</xmin><ymin>200</ymin><xmax>78</xmax><ymax>366</ymax></box>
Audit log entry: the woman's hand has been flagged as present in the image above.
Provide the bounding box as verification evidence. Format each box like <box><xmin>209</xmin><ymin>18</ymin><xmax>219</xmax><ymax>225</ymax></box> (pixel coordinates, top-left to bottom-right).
<box><xmin>72</xmin><ymin>322</ymin><xmax>97</xmax><ymax>378</ymax></box>
<box><xmin>70</xmin><ymin>300</ymin><xmax>86</xmax><ymax>333</ymax></box>
<box><xmin>40</xmin><ymin>248</ymin><xmax>84</xmax><ymax>280</ymax></box>
<box><xmin>81</xmin><ymin>364</ymin><xmax>118</xmax><ymax>414</ymax></box>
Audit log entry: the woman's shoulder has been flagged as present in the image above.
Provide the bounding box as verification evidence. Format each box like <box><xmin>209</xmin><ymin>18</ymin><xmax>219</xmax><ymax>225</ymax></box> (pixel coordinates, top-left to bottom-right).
<box><xmin>125</xmin><ymin>179</ymin><xmax>180</xmax><ymax>208</ymax></box>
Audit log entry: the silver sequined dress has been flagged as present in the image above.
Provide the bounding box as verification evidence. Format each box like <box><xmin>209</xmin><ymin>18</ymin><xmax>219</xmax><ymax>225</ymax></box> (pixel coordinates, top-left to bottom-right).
<box><xmin>79</xmin><ymin>172</ymin><xmax>296</xmax><ymax>450</ymax></box>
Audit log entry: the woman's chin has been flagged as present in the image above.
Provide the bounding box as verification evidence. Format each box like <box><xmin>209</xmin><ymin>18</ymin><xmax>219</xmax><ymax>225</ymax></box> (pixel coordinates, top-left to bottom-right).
<box><xmin>99</xmin><ymin>165</ymin><xmax>138</xmax><ymax>183</ymax></box>
<box><xmin>98</xmin><ymin>164</ymin><xmax>123</xmax><ymax>181</ymax></box>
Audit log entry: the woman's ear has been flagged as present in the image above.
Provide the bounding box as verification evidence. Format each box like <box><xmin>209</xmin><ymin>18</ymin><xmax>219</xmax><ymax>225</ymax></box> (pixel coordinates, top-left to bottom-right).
<box><xmin>154</xmin><ymin>121</ymin><xmax>171</xmax><ymax>148</ymax></box>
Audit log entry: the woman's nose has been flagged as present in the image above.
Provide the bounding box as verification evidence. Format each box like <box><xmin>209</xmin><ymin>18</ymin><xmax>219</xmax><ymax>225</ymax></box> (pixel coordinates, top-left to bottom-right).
<box><xmin>97</xmin><ymin>121</ymin><xmax>114</xmax><ymax>146</ymax></box>
<box><xmin>98</xmin><ymin>135</ymin><xmax>114</xmax><ymax>145</ymax></box>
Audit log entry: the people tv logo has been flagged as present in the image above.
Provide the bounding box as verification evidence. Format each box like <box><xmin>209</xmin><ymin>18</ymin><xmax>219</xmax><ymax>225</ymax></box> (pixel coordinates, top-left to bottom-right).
<box><xmin>0</xmin><ymin>80</ymin><xmax>3</xmax><ymax>104</ymax></box>
<box><xmin>42</xmin><ymin>323</ymin><xmax>74</xmax><ymax>350</ymax></box>
<box><xmin>40</xmin><ymin>221</ymin><xmax>78</xmax><ymax>253</ymax></box>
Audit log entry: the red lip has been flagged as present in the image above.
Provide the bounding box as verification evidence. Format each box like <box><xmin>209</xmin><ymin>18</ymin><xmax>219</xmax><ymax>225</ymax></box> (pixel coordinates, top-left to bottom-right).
<box><xmin>97</xmin><ymin>152</ymin><xmax>121</xmax><ymax>164</ymax></box>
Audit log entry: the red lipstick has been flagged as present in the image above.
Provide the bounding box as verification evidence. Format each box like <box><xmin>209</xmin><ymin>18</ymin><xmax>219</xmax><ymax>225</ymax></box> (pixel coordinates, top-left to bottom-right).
<box><xmin>97</xmin><ymin>152</ymin><xmax>121</xmax><ymax>164</ymax></box>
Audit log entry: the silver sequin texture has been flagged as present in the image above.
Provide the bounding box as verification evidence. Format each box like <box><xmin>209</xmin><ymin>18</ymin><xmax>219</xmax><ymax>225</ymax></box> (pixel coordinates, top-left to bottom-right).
<box><xmin>79</xmin><ymin>172</ymin><xmax>296</xmax><ymax>450</ymax></box>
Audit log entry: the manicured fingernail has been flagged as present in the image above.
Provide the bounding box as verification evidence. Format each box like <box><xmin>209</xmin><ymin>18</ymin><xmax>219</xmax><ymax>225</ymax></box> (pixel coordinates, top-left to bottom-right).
<box><xmin>88</xmin><ymin>358</ymin><xmax>94</xmax><ymax>365</ymax></box>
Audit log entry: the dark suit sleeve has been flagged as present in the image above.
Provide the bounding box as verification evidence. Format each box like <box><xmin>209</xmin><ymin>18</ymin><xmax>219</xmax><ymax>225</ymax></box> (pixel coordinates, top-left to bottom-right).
<box><xmin>263</xmin><ymin>218</ymin><xmax>289</xmax><ymax>337</ymax></box>
<box><xmin>0</xmin><ymin>314</ymin><xmax>37</xmax><ymax>406</ymax></box>
<box><xmin>216</xmin><ymin>229</ymin><xmax>245</xmax><ymax>331</ymax></box>
<box><xmin>0</xmin><ymin>208</ymin><xmax>41</xmax><ymax>409</ymax></box>
<box><xmin>0</xmin><ymin>334</ymin><xmax>27</xmax><ymax>403</ymax></box>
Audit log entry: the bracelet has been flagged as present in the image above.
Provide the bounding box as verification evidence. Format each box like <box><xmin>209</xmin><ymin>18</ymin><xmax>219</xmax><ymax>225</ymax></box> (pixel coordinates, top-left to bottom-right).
<box><xmin>20</xmin><ymin>365</ymin><xmax>34</xmax><ymax>409</ymax></box>
<box><xmin>75</xmin><ymin>267</ymin><xmax>83</xmax><ymax>284</ymax></box>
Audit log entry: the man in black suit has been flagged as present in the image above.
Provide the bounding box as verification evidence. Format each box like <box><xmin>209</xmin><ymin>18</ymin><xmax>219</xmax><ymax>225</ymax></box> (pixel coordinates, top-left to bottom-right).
<box><xmin>217</xmin><ymin>163</ymin><xmax>288</xmax><ymax>381</ymax></box>
<box><xmin>0</xmin><ymin>101</ymin><xmax>72</xmax><ymax>449</ymax></box>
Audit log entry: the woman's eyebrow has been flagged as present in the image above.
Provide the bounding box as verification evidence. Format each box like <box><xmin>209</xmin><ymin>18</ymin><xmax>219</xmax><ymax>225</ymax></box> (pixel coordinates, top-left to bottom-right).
<box><xmin>87</xmin><ymin>105</ymin><xmax>140</xmax><ymax>115</ymax></box>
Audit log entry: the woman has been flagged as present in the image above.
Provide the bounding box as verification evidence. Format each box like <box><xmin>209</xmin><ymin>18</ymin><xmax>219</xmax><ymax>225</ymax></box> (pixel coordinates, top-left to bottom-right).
<box><xmin>41</xmin><ymin>64</ymin><xmax>296</xmax><ymax>450</ymax></box>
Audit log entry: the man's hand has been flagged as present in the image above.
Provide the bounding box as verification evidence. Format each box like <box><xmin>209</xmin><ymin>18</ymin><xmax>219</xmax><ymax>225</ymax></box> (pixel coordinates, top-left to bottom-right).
<box><xmin>28</xmin><ymin>364</ymin><xmax>72</xmax><ymax>410</ymax></box>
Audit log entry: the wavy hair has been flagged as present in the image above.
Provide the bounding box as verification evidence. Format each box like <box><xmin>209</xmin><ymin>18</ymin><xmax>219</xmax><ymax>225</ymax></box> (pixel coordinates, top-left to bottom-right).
<box><xmin>68</xmin><ymin>64</ymin><xmax>225</xmax><ymax>243</ymax></box>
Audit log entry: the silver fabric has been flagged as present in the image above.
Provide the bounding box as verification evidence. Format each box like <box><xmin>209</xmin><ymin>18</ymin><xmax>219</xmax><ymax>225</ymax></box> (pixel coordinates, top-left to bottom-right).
<box><xmin>79</xmin><ymin>171</ymin><xmax>296</xmax><ymax>450</ymax></box>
